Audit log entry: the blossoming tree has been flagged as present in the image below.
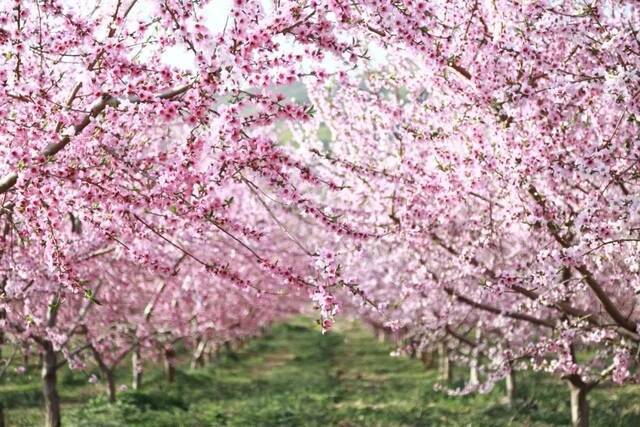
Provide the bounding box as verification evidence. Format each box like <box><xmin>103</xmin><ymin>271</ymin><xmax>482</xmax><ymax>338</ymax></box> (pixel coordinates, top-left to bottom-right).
<box><xmin>1</xmin><ymin>1</ymin><xmax>638</xmax><ymax>427</ymax></box>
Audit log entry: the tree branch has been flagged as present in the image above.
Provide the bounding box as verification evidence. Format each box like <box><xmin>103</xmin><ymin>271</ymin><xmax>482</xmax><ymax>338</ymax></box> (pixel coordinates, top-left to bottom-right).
<box><xmin>444</xmin><ymin>287</ymin><xmax>555</xmax><ymax>328</ymax></box>
<box><xmin>0</xmin><ymin>82</ymin><xmax>195</xmax><ymax>195</ymax></box>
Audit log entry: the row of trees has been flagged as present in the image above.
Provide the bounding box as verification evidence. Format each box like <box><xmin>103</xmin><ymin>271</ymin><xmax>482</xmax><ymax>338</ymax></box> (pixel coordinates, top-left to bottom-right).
<box><xmin>300</xmin><ymin>2</ymin><xmax>640</xmax><ymax>426</ymax></box>
<box><xmin>0</xmin><ymin>1</ymin><xmax>638</xmax><ymax>426</ymax></box>
<box><xmin>0</xmin><ymin>0</ymin><xmax>353</xmax><ymax>424</ymax></box>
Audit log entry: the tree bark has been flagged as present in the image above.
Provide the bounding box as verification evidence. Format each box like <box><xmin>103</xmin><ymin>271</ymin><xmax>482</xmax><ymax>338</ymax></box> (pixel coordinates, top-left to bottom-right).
<box><xmin>42</xmin><ymin>341</ymin><xmax>61</xmax><ymax>427</ymax></box>
<box><xmin>505</xmin><ymin>367</ymin><xmax>516</xmax><ymax>406</ymax></box>
<box><xmin>206</xmin><ymin>342</ymin><xmax>219</xmax><ymax>364</ymax></box>
<box><xmin>420</xmin><ymin>350</ymin><xmax>435</xmax><ymax>368</ymax></box>
<box><xmin>22</xmin><ymin>348</ymin><xmax>30</xmax><ymax>369</ymax></box>
<box><xmin>469</xmin><ymin>358</ymin><xmax>479</xmax><ymax>386</ymax></box>
<box><xmin>164</xmin><ymin>347</ymin><xmax>176</xmax><ymax>383</ymax></box>
<box><xmin>105</xmin><ymin>369</ymin><xmax>116</xmax><ymax>403</ymax></box>
<box><xmin>42</xmin><ymin>295</ymin><xmax>61</xmax><ymax>427</ymax></box>
<box><xmin>190</xmin><ymin>339</ymin><xmax>207</xmax><ymax>370</ymax></box>
<box><xmin>469</xmin><ymin>329</ymin><xmax>481</xmax><ymax>386</ymax></box>
<box><xmin>568</xmin><ymin>381</ymin><xmax>590</xmax><ymax>427</ymax></box>
<box><xmin>0</xmin><ymin>278</ymin><xmax>5</xmax><ymax>361</ymax></box>
<box><xmin>437</xmin><ymin>342</ymin><xmax>452</xmax><ymax>383</ymax></box>
<box><xmin>132</xmin><ymin>348</ymin><xmax>143</xmax><ymax>390</ymax></box>
<box><xmin>90</xmin><ymin>345</ymin><xmax>117</xmax><ymax>402</ymax></box>
<box><xmin>223</xmin><ymin>341</ymin><xmax>238</xmax><ymax>361</ymax></box>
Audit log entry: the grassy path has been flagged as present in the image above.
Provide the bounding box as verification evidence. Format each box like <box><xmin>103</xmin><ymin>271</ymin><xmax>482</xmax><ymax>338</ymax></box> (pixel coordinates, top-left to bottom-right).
<box><xmin>2</xmin><ymin>318</ymin><xmax>640</xmax><ymax>426</ymax></box>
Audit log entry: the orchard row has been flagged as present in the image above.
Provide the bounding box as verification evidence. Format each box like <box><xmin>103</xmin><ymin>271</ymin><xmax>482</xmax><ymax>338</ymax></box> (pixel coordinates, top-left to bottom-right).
<box><xmin>0</xmin><ymin>1</ymin><xmax>638</xmax><ymax>426</ymax></box>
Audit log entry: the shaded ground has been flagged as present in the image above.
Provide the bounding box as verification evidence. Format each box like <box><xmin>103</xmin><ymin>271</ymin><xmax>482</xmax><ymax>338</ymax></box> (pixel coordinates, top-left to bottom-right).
<box><xmin>2</xmin><ymin>318</ymin><xmax>640</xmax><ymax>426</ymax></box>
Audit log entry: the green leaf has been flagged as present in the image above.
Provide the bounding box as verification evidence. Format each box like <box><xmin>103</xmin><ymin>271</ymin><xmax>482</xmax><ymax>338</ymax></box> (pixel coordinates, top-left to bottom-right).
<box><xmin>84</xmin><ymin>288</ymin><xmax>103</xmax><ymax>306</ymax></box>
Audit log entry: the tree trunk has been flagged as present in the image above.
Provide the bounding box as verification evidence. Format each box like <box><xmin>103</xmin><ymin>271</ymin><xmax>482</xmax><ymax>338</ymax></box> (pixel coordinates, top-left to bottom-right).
<box><xmin>42</xmin><ymin>295</ymin><xmax>61</xmax><ymax>427</ymax></box>
<box><xmin>568</xmin><ymin>381</ymin><xmax>590</xmax><ymax>427</ymax></box>
<box><xmin>0</xmin><ymin>278</ymin><xmax>5</xmax><ymax>361</ymax></box>
<box><xmin>437</xmin><ymin>342</ymin><xmax>452</xmax><ymax>383</ymax></box>
<box><xmin>469</xmin><ymin>359</ymin><xmax>479</xmax><ymax>386</ymax></box>
<box><xmin>420</xmin><ymin>350</ymin><xmax>434</xmax><ymax>368</ymax></box>
<box><xmin>132</xmin><ymin>348</ymin><xmax>143</xmax><ymax>390</ymax></box>
<box><xmin>229</xmin><ymin>339</ymin><xmax>243</xmax><ymax>352</ymax></box>
<box><xmin>90</xmin><ymin>345</ymin><xmax>117</xmax><ymax>402</ymax></box>
<box><xmin>190</xmin><ymin>339</ymin><xmax>207</xmax><ymax>370</ymax></box>
<box><xmin>223</xmin><ymin>341</ymin><xmax>238</xmax><ymax>360</ymax></box>
<box><xmin>23</xmin><ymin>349</ymin><xmax>30</xmax><ymax>369</ymax></box>
<box><xmin>206</xmin><ymin>345</ymin><xmax>215</xmax><ymax>364</ymax></box>
<box><xmin>469</xmin><ymin>329</ymin><xmax>481</xmax><ymax>386</ymax></box>
<box><xmin>206</xmin><ymin>343</ymin><xmax>219</xmax><ymax>364</ymax></box>
<box><xmin>42</xmin><ymin>341</ymin><xmax>61</xmax><ymax>427</ymax></box>
<box><xmin>164</xmin><ymin>347</ymin><xmax>176</xmax><ymax>383</ymax></box>
<box><xmin>505</xmin><ymin>368</ymin><xmax>516</xmax><ymax>406</ymax></box>
<box><xmin>105</xmin><ymin>369</ymin><xmax>116</xmax><ymax>403</ymax></box>
<box><xmin>0</xmin><ymin>400</ymin><xmax>5</xmax><ymax>427</ymax></box>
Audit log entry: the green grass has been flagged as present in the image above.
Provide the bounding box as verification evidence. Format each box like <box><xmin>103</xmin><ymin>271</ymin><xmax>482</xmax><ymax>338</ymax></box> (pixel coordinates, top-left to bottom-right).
<box><xmin>2</xmin><ymin>318</ymin><xmax>640</xmax><ymax>426</ymax></box>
